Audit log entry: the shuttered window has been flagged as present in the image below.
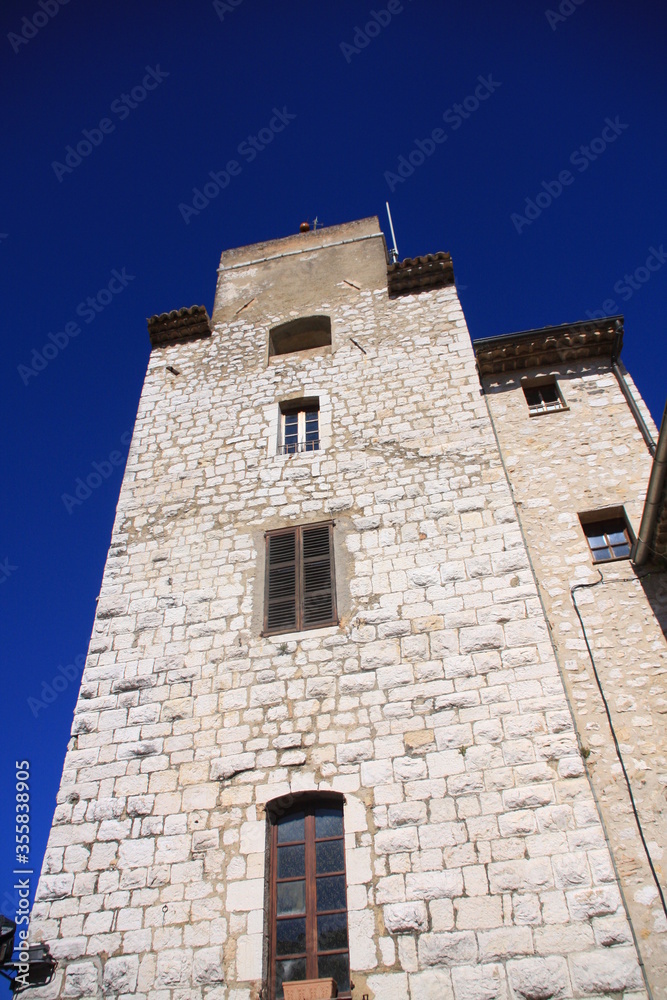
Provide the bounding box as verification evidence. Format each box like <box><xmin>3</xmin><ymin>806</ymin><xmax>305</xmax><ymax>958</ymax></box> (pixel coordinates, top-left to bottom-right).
<box><xmin>265</xmin><ymin>523</ymin><xmax>337</xmax><ymax>635</ymax></box>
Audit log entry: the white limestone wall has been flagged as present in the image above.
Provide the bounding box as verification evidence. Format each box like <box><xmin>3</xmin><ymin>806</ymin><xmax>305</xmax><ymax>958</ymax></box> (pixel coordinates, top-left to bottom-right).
<box><xmin>29</xmin><ymin>233</ymin><xmax>647</xmax><ymax>999</ymax></box>
<box><xmin>481</xmin><ymin>360</ymin><xmax>667</xmax><ymax>997</ymax></box>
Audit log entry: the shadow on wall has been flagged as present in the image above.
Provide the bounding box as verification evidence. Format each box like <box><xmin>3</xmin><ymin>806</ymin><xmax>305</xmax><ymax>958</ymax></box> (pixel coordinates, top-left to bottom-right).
<box><xmin>640</xmin><ymin>568</ymin><xmax>667</xmax><ymax>642</ymax></box>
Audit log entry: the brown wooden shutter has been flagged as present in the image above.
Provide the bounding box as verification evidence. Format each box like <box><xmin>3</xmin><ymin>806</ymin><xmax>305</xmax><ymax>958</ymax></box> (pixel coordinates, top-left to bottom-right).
<box><xmin>266</xmin><ymin>530</ymin><xmax>298</xmax><ymax>633</ymax></box>
<box><xmin>265</xmin><ymin>523</ymin><xmax>337</xmax><ymax>635</ymax></box>
<box><xmin>301</xmin><ymin>524</ymin><xmax>335</xmax><ymax>627</ymax></box>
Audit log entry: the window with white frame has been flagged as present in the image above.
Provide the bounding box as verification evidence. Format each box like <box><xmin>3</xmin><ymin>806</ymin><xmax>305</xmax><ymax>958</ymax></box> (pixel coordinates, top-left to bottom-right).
<box><xmin>579</xmin><ymin>508</ymin><xmax>634</xmax><ymax>562</ymax></box>
<box><xmin>279</xmin><ymin>399</ymin><xmax>320</xmax><ymax>455</ymax></box>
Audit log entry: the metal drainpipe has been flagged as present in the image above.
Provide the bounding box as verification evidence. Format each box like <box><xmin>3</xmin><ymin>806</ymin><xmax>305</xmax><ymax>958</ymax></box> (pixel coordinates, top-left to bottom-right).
<box><xmin>611</xmin><ymin>321</ymin><xmax>656</xmax><ymax>457</ymax></box>
<box><xmin>633</xmin><ymin>400</ymin><xmax>667</xmax><ymax>565</ymax></box>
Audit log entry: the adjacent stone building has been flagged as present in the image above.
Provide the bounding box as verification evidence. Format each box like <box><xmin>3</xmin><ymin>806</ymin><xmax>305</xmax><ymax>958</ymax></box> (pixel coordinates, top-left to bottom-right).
<box><xmin>27</xmin><ymin>217</ymin><xmax>666</xmax><ymax>1000</ymax></box>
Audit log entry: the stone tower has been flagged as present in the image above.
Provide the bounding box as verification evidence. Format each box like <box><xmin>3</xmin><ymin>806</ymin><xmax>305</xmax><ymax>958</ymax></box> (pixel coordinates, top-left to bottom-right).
<box><xmin>27</xmin><ymin>217</ymin><xmax>665</xmax><ymax>1000</ymax></box>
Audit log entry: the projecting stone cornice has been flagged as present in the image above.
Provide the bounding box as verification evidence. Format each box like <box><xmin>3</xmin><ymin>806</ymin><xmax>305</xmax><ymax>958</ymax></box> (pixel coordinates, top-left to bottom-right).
<box><xmin>387</xmin><ymin>252</ymin><xmax>455</xmax><ymax>296</ymax></box>
<box><xmin>473</xmin><ymin>316</ymin><xmax>623</xmax><ymax>376</ymax></box>
<box><xmin>147</xmin><ymin>305</ymin><xmax>211</xmax><ymax>347</ymax></box>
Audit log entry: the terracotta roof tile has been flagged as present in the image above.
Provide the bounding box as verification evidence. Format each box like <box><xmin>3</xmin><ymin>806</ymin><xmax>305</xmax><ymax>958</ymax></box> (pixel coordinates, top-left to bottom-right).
<box><xmin>387</xmin><ymin>252</ymin><xmax>454</xmax><ymax>296</ymax></box>
<box><xmin>474</xmin><ymin>317</ymin><xmax>623</xmax><ymax>376</ymax></box>
<box><xmin>147</xmin><ymin>305</ymin><xmax>211</xmax><ymax>348</ymax></box>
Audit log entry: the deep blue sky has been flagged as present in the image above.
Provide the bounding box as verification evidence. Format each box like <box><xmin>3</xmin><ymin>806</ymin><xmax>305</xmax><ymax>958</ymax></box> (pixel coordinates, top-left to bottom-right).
<box><xmin>1</xmin><ymin>0</ymin><xmax>665</xmax><ymax>980</ymax></box>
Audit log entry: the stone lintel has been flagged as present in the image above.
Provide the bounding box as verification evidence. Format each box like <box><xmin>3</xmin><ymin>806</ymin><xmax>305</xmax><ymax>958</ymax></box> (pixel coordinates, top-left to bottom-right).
<box><xmin>474</xmin><ymin>316</ymin><xmax>624</xmax><ymax>376</ymax></box>
<box><xmin>147</xmin><ymin>305</ymin><xmax>211</xmax><ymax>348</ymax></box>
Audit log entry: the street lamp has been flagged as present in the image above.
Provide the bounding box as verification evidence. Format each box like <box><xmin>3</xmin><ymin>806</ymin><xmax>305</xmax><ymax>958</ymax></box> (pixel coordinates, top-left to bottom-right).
<box><xmin>0</xmin><ymin>916</ymin><xmax>57</xmax><ymax>994</ymax></box>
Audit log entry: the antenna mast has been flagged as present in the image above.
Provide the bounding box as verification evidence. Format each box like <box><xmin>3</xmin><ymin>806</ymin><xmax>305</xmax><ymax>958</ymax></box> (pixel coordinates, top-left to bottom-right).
<box><xmin>385</xmin><ymin>202</ymin><xmax>399</xmax><ymax>263</ymax></box>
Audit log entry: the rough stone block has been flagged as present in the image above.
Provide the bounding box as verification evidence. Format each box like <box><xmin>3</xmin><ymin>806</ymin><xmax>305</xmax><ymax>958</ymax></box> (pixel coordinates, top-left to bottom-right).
<box><xmin>102</xmin><ymin>955</ymin><xmax>139</xmax><ymax>993</ymax></box>
<box><xmin>507</xmin><ymin>957</ymin><xmax>571</xmax><ymax>1000</ymax></box>
<box><xmin>455</xmin><ymin>896</ymin><xmax>503</xmax><ymax>930</ymax></box>
<box><xmin>406</xmin><ymin>870</ymin><xmax>463</xmax><ymax>900</ymax></box>
<box><xmin>451</xmin><ymin>963</ymin><xmax>508</xmax><ymax>1000</ymax></box>
<box><xmin>211</xmin><ymin>753</ymin><xmax>255</xmax><ymax>781</ymax></box>
<box><xmin>349</xmin><ymin>908</ymin><xmax>377</xmax><ymax>969</ymax></box>
<box><xmin>63</xmin><ymin>960</ymin><xmax>100</xmax><ymax>997</ymax></box>
<box><xmin>383</xmin><ymin>901</ymin><xmax>428</xmax><ymax>934</ymax></box>
<box><xmin>569</xmin><ymin>947</ymin><xmax>643</xmax><ymax>993</ymax></box>
<box><xmin>193</xmin><ymin>945</ymin><xmax>226</xmax><ymax>984</ymax></box>
<box><xmin>418</xmin><ymin>931</ymin><xmax>477</xmax><ymax>967</ymax></box>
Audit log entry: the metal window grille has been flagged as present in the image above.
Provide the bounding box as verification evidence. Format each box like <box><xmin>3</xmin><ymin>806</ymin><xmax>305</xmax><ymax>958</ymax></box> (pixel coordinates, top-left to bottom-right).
<box><xmin>523</xmin><ymin>381</ymin><xmax>565</xmax><ymax>413</ymax></box>
<box><xmin>279</xmin><ymin>405</ymin><xmax>320</xmax><ymax>454</ymax></box>
<box><xmin>264</xmin><ymin>523</ymin><xmax>337</xmax><ymax>634</ymax></box>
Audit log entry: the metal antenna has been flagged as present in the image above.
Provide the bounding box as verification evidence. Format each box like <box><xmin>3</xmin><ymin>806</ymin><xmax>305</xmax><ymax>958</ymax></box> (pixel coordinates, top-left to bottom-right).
<box><xmin>385</xmin><ymin>202</ymin><xmax>399</xmax><ymax>263</ymax></box>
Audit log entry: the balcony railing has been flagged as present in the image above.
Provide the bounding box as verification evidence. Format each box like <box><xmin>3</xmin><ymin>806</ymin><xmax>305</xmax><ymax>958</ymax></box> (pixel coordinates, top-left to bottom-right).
<box><xmin>279</xmin><ymin>439</ymin><xmax>320</xmax><ymax>455</ymax></box>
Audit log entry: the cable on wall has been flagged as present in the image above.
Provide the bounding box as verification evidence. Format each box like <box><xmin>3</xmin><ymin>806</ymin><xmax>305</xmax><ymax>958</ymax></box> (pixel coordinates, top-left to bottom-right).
<box><xmin>571</xmin><ymin>571</ymin><xmax>667</xmax><ymax>921</ymax></box>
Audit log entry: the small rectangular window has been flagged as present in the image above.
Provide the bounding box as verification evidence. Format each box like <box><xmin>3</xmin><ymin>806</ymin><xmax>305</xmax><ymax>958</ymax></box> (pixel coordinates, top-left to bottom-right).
<box><xmin>270</xmin><ymin>799</ymin><xmax>350</xmax><ymax>999</ymax></box>
<box><xmin>523</xmin><ymin>379</ymin><xmax>566</xmax><ymax>415</ymax></box>
<box><xmin>580</xmin><ymin>511</ymin><xmax>633</xmax><ymax>562</ymax></box>
<box><xmin>279</xmin><ymin>400</ymin><xmax>320</xmax><ymax>455</ymax></box>
<box><xmin>264</xmin><ymin>523</ymin><xmax>337</xmax><ymax>634</ymax></box>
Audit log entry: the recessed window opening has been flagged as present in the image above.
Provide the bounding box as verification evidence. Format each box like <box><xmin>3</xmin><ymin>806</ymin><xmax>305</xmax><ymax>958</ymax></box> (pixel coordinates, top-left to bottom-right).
<box><xmin>269</xmin><ymin>316</ymin><xmax>331</xmax><ymax>358</ymax></box>
<box><xmin>264</xmin><ymin>523</ymin><xmax>337</xmax><ymax>635</ymax></box>
<box><xmin>580</xmin><ymin>509</ymin><xmax>633</xmax><ymax>562</ymax></box>
<box><xmin>523</xmin><ymin>379</ymin><xmax>566</xmax><ymax>414</ymax></box>
<box><xmin>280</xmin><ymin>399</ymin><xmax>319</xmax><ymax>455</ymax></box>
<box><xmin>268</xmin><ymin>796</ymin><xmax>350</xmax><ymax>999</ymax></box>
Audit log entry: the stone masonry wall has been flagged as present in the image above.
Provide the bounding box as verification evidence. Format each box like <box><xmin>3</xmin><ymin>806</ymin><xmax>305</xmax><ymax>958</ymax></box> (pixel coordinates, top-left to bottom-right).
<box><xmin>481</xmin><ymin>362</ymin><xmax>667</xmax><ymax>997</ymax></box>
<box><xmin>29</xmin><ymin>222</ymin><xmax>648</xmax><ymax>1000</ymax></box>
